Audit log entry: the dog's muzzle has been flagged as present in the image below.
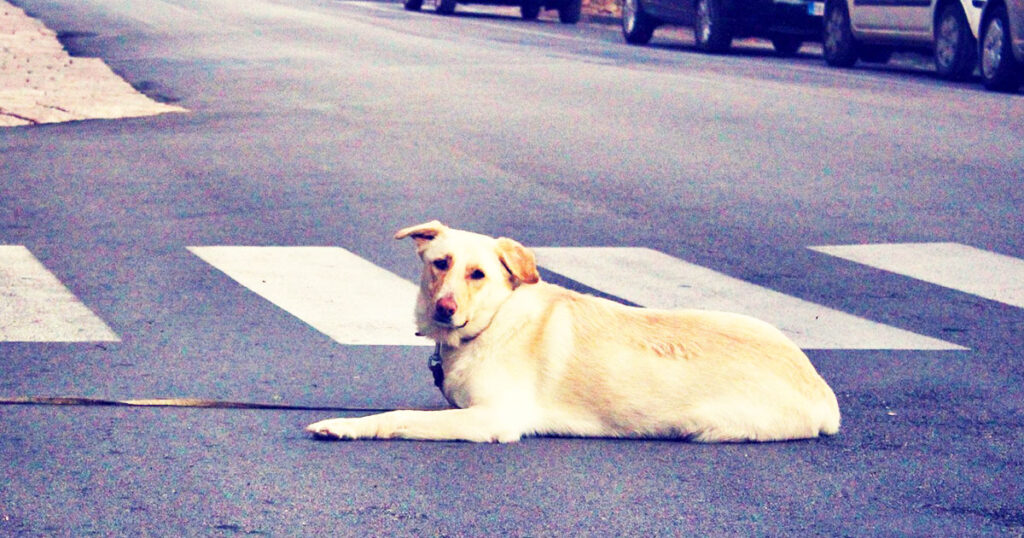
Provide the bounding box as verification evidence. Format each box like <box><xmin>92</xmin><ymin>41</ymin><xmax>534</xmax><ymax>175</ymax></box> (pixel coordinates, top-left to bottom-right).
<box><xmin>433</xmin><ymin>296</ymin><xmax>458</xmax><ymax>325</ymax></box>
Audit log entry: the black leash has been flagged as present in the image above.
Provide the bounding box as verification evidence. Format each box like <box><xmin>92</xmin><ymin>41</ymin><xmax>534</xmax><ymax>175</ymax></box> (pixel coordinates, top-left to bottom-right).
<box><xmin>0</xmin><ymin>396</ymin><xmax>409</xmax><ymax>413</ymax></box>
<box><xmin>1</xmin><ymin>350</ymin><xmax>452</xmax><ymax>413</ymax></box>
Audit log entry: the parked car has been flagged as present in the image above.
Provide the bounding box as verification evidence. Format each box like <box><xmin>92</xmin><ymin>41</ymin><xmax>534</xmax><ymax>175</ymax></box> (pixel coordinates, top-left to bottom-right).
<box><xmin>620</xmin><ymin>0</ymin><xmax>824</xmax><ymax>55</ymax></box>
<box><xmin>978</xmin><ymin>0</ymin><xmax>1024</xmax><ymax>91</ymax></box>
<box><xmin>405</xmin><ymin>0</ymin><xmax>583</xmax><ymax>23</ymax></box>
<box><xmin>821</xmin><ymin>0</ymin><xmax>982</xmax><ymax>80</ymax></box>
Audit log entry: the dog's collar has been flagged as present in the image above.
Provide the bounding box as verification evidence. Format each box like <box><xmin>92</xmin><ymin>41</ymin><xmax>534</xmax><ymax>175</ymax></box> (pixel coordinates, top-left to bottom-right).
<box><xmin>429</xmin><ymin>343</ymin><xmax>460</xmax><ymax>408</ymax></box>
<box><xmin>428</xmin><ymin>343</ymin><xmax>445</xmax><ymax>390</ymax></box>
<box><xmin>427</xmin><ymin>342</ymin><xmax>471</xmax><ymax>389</ymax></box>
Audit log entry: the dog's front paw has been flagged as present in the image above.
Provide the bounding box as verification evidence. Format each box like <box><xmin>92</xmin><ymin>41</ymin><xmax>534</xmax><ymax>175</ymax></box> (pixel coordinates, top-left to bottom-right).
<box><xmin>305</xmin><ymin>418</ymin><xmax>366</xmax><ymax>440</ymax></box>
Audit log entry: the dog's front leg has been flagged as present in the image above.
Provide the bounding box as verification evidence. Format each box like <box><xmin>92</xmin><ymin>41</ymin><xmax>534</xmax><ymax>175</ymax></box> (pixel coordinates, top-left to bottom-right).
<box><xmin>306</xmin><ymin>407</ymin><xmax>525</xmax><ymax>443</ymax></box>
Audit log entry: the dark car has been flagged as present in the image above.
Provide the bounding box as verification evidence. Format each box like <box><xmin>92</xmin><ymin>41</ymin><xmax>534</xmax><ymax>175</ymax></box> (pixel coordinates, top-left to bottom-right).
<box><xmin>979</xmin><ymin>0</ymin><xmax>1024</xmax><ymax>91</ymax></box>
<box><xmin>621</xmin><ymin>0</ymin><xmax>823</xmax><ymax>54</ymax></box>
<box><xmin>405</xmin><ymin>0</ymin><xmax>583</xmax><ymax>23</ymax></box>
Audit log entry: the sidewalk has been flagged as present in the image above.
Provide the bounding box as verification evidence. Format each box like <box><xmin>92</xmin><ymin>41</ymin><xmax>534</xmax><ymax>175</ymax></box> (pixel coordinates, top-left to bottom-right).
<box><xmin>0</xmin><ymin>0</ymin><xmax>184</xmax><ymax>126</ymax></box>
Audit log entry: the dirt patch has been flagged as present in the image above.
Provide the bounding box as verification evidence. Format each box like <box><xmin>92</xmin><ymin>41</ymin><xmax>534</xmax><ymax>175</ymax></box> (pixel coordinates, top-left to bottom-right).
<box><xmin>0</xmin><ymin>0</ymin><xmax>185</xmax><ymax>127</ymax></box>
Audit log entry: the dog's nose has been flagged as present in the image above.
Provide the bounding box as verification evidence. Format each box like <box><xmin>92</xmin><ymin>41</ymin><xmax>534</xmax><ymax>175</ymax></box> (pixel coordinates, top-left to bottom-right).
<box><xmin>434</xmin><ymin>296</ymin><xmax>457</xmax><ymax>322</ymax></box>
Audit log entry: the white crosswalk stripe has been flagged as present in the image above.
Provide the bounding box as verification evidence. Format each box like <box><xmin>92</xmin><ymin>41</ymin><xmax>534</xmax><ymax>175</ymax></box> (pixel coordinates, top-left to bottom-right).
<box><xmin>810</xmin><ymin>243</ymin><xmax>1024</xmax><ymax>309</ymax></box>
<box><xmin>533</xmin><ymin>247</ymin><xmax>964</xmax><ymax>350</ymax></box>
<box><xmin>4</xmin><ymin>242</ymin><xmax>1014</xmax><ymax>348</ymax></box>
<box><xmin>187</xmin><ymin>246</ymin><xmax>430</xmax><ymax>346</ymax></box>
<box><xmin>0</xmin><ymin>246</ymin><xmax>119</xmax><ymax>342</ymax></box>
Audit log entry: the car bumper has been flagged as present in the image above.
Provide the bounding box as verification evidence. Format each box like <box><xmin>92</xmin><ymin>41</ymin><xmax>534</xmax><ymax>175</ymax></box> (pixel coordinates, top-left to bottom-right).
<box><xmin>772</xmin><ymin>0</ymin><xmax>824</xmax><ymax>36</ymax></box>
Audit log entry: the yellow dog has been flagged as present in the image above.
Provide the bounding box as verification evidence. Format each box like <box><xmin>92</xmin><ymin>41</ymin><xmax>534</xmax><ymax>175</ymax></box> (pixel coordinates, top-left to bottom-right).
<box><xmin>307</xmin><ymin>221</ymin><xmax>840</xmax><ymax>443</ymax></box>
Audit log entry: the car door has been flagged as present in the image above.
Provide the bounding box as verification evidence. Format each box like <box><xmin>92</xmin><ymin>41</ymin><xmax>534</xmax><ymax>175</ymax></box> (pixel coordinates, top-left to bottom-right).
<box><xmin>646</xmin><ymin>0</ymin><xmax>696</xmax><ymax>23</ymax></box>
<box><xmin>849</xmin><ymin>0</ymin><xmax>933</xmax><ymax>38</ymax></box>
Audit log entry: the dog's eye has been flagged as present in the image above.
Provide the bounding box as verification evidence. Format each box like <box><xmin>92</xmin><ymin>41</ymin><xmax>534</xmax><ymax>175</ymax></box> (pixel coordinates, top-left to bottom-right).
<box><xmin>432</xmin><ymin>259</ymin><xmax>449</xmax><ymax>271</ymax></box>
<box><xmin>469</xmin><ymin>269</ymin><xmax>486</xmax><ymax>280</ymax></box>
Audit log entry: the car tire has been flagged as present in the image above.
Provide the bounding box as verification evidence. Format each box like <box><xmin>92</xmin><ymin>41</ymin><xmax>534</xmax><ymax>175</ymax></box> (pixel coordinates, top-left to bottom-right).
<box><xmin>521</xmin><ymin>0</ymin><xmax>541</xmax><ymax>20</ymax></box>
<box><xmin>935</xmin><ymin>3</ymin><xmax>977</xmax><ymax>80</ymax></box>
<box><xmin>435</xmin><ymin>0</ymin><xmax>457</xmax><ymax>15</ymax></box>
<box><xmin>694</xmin><ymin>0</ymin><xmax>733</xmax><ymax>53</ymax></box>
<box><xmin>980</xmin><ymin>4</ymin><xmax>1023</xmax><ymax>91</ymax></box>
<box><xmin>559</xmin><ymin>0</ymin><xmax>582</xmax><ymax>23</ymax></box>
<box><xmin>622</xmin><ymin>0</ymin><xmax>657</xmax><ymax>44</ymax></box>
<box><xmin>405</xmin><ymin>0</ymin><xmax>424</xmax><ymax>10</ymax></box>
<box><xmin>823</xmin><ymin>0</ymin><xmax>858</xmax><ymax>67</ymax></box>
<box><xmin>771</xmin><ymin>34</ymin><xmax>803</xmax><ymax>56</ymax></box>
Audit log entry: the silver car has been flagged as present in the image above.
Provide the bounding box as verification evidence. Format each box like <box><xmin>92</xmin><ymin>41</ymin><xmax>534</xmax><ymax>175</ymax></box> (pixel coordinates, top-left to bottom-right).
<box><xmin>978</xmin><ymin>0</ymin><xmax>1024</xmax><ymax>91</ymax></box>
<box><xmin>822</xmin><ymin>0</ymin><xmax>982</xmax><ymax>80</ymax></box>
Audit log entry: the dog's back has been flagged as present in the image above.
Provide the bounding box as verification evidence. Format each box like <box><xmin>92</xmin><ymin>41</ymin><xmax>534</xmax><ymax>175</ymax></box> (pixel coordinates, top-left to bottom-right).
<box><xmin>479</xmin><ymin>282</ymin><xmax>841</xmax><ymax>442</ymax></box>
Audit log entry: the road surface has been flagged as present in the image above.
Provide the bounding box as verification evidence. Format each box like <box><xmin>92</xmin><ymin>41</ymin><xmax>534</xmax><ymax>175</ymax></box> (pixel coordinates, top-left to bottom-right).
<box><xmin>1</xmin><ymin>0</ymin><xmax>1022</xmax><ymax>534</ymax></box>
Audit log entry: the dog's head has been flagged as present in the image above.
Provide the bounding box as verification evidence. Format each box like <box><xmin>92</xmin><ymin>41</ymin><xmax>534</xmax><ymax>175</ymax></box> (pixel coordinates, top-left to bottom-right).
<box><xmin>395</xmin><ymin>221</ymin><xmax>540</xmax><ymax>347</ymax></box>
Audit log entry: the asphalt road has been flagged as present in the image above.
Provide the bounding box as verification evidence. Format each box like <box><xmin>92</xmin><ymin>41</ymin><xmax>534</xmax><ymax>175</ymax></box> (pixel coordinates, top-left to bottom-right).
<box><xmin>1</xmin><ymin>0</ymin><xmax>1023</xmax><ymax>535</ymax></box>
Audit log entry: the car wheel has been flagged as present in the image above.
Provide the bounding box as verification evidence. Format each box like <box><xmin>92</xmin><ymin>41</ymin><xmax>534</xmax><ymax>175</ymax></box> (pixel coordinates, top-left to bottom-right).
<box><xmin>980</xmin><ymin>4</ymin><xmax>1023</xmax><ymax>91</ymax></box>
<box><xmin>622</xmin><ymin>0</ymin><xmax>657</xmax><ymax>44</ymax></box>
<box><xmin>521</xmin><ymin>0</ymin><xmax>541</xmax><ymax>20</ymax></box>
<box><xmin>405</xmin><ymin>0</ymin><xmax>424</xmax><ymax>11</ymax></box>
<box><xmin>559</xmin><ymin>0</ymin><xmax>582</xmax><ymax>23</ymax></box>
<box><xmin>694</xmin><ymin>0</ymin><xmax>733</xmax><ymax>53</ymax></box>
<box><xmin>435</xmin><ymin>0</ymin><xmax>457</xmax><ymax>15</ymax></box>
<box><xmin>935</xmin><ymin>3</ymin><xmax>977</xmax><ymax>80</ymax></box>
<box><xmin>771</xmin><ymin>34</ymin><xmax>803</xmax><ymax>56</ymax></box>
<box><xmin>823</xmin><ymin>0</ymin><xmax>858</xmax><ymax>67</ymax></box>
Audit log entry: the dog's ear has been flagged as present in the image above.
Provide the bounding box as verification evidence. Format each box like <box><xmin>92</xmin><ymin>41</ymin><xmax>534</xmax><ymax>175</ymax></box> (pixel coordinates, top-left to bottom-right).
<box><xmin>496</xmin><ymin>237</ymin><xmax>540</xmax><ymax>287</ymax></box>
<box><xmin>394</xmin><ymin>221</ymin><xmax>448</xmax><ymax>252</ymax></box>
